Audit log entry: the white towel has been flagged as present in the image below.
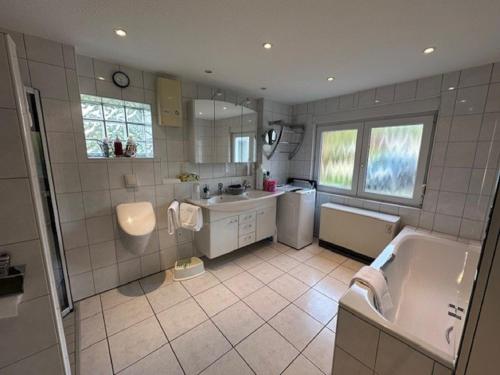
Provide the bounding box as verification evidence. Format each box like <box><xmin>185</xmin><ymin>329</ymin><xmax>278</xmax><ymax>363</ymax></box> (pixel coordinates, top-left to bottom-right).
<box><xmin>167</xmin><ymin>200</ymin><xmax>180</xmax><ymax>235</ymax></box>
<box><xmin>180</xmin><ymin>203</ymin><xmax>203</xmax><ymax>232</ymax></box>
<box><xmin>350</xmin><ymin>266</ymin><xmax>393</xmax><ymax>315</ymax></box>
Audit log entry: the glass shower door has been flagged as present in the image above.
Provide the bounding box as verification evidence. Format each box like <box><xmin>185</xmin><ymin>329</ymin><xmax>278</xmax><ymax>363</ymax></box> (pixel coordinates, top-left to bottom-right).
<box><xmin>25</xmin><ymin>87</ymin><xmax>72</xmax><ymax>315</ymax></box>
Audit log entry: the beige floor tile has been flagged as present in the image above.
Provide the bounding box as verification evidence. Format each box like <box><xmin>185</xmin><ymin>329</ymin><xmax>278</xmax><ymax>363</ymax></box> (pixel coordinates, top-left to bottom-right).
<box><xmin>303</xmin><ymin>243</ymin><xmax>323</xmax><ymax>256</ymax></box>
<box><xmin>206</xmin><ymin>260</ymin><xmax>245</xmax><ymax>281</ymax></box>
<box><xmin>194</xmin><ymin>284</ymin><xmax>239</xmax><ymax>317</ymax></box>
<box><xmin>318</xmin><ymin>249</ymin><xmax>348</xmax><ymax>264</ymax></box>
<box><xmin>76</xmin><ymin>295</ymin><xmax>102</xmax><ymax>320</ymax></box>
<box><xmin>156</xmin><ymin>298</ymin><xmax>208</xmax><ymax>340</ymax></box>
<box><xmin>343</xmin><ymin>258</ymin><xmax>365</xmax><ymax>272</ymax></box>
<box><xmin>145</xmin><ymin>282</ymin><xmax>190</xmax><ymax>313</ymax></box>
<box><xmin>252</xmin><ymin>245</ymin><xmax>281</xmax><ymax>260</ymax></box>
<box><xmin>269</xmin><ymin>304</ymin><xmax>323</xmax><ymax>351</ymax></box>
<box><xmin>103</xmin><ymin>296</ymin><xmax>153</xmax><ymax>335</ymax></box>
<box><xmin>212</xmin><ymin>301</ymin><xmax>264</xmax><ymax>345</ymax></box>
<box><xmin>108</xmin><ymin>316</ymin><xmax>167</xmax><ymax>373</ymax></box>
<box><xmin>271</xmin><ymin>242</ymin><xmax>292</xmax><ymax>253</ymax></box>
<box><xmin>305</xmin><ymin>256</ymin><xmax>339</xmax><ymax>273</ymax></box>
<box><xmin>283</xmin><ymin>248</ymin><xmax>315</xmax><ymax>262</ymax></box>
<box><xmin>329</xmin><ymin>265</ymin><xmax>356</xmax><ymax>284</ymax></box>
<box><xmin>79</xmin><ymin>340</ymin><xmax>112</xmax><ymax>375</ymax></box>
<box><xmin>139</xmin><ymin>270</ymin><xmax>174</xmax><ymax>293</ymax></box>
<box><xmin>181</xmin><ymin>272</ymin><xmax>220</xmax><ymax>295</ymax></box>
<box><xmin>171</xmin><ymin>320</ymin><xmax>231</xmax><ymax>375</ymax></box>
<box><xmin>78</xmin><ymin>312</ymin><xmax>106</xmax><ymax>350</ymax></box>
<box><xmin>294</xmin><ymin>289</ymin><xmax>339</xmax><ymax>324</ymax></box>
<box><xmin>100</xmin><ymin>281</ymin><xmax>144</xmax><ymax>310</ymax></box>
<box><xmin>223</xmin><ymin>272</ymin><xmax>264</xmax><ymax>298</ymax></box>
<box><xmin>314</xmin><ymin>276</ymin><xmax>349</xmax><ymax>302</ymax></box>
<box><xmin>247</xmin><ymin>262</ymin><xmax>284</xmax><ymax>284</ymax></box>
<box><xmin>243</xmin><ymin>286</ymin><xmax>289</xmax><ymax>321</ymax></box>
<box><xmin>288</xmin><ymin>263</ymin><xmax>326</xmax><ymax>287</ymax></box>
<box><xmin>303</xmin><ymin>328</ymin><xmax>336</xmax><ymax>374</ymax></box>
<box><xmin>120</xmin><ymin>344</ymin><xmax>183</xmax><ymax>375</ymax></box>
<box><xmin>236</xmin><ymin>324</ymin><xmax>298</xmax><ymax>375</ymax></box>
<box><xmin>268</xmin><ymin>274</ymin><xmax>309</xmax><ymax>301</ymax></box>
<box><xmin>283</xmin><ymin>354</ymin><xmax>323</xmax><ymax>375</ymax></box>
<box><xmin>267</xmin><ymin>253</ymin><xmax>300</xmax><ymax>272</ymax></box>
<box><xmin>327</xmin><ymin>315</ymin><xmax>338</xmax><ymax>332</ymax></box>
<box><xmin>200</xmin><ymin>349</ymin><xmax>253</xmax><ymax>375</ymax></box>
<box><xmin>233</xmin><ymin>253</ymin><xmax>264</xmax><ymax>270</ymax></box>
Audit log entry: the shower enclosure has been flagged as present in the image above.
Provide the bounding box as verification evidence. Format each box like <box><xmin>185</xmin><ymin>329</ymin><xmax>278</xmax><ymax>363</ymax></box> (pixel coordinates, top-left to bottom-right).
<box><xmin>25</xmin><ymin>87</ymin><xmax>72</xmax><ymax>316</ymax></box>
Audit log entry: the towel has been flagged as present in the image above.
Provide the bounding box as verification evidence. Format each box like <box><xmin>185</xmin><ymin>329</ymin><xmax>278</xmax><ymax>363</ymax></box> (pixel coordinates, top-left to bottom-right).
<box><xmin>167</xmin><ymin>200</ymin><xmax>180</xmax><ymax>235</ymax></box>
<box><xmin>180</xmin><ymin>203</ymin><xmax>203</xmax><ymax>232</ymax></box>
<box><xmin>350</xmin><ymin>266</ymin><xmax>393</xmax><ymax>315</ymax></box>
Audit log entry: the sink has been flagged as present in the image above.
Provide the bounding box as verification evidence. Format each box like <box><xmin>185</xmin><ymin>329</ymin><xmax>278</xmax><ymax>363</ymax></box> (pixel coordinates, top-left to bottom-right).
<box><xmin>188</xmin><ymin>190</ymin><xmax>284</xmax><ymax>212</ymax></box>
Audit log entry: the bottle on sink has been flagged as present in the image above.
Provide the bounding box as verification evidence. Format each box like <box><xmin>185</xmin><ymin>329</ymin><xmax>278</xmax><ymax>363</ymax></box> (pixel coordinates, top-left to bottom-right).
<box><xmin>201</xmin><ymin>184</ymin><xmax>210</xmax><ymax>199</ymax></box>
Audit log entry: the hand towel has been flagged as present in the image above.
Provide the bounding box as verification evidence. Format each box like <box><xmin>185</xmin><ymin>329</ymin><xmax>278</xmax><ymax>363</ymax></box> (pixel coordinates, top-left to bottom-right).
<box><xmin>350</xmin><ymin>266</ymin><xmax>393</xmax><ymax>315</ymax></box>
<box><xmin>167</xmin><ymin>200</ymin><xmax>180</xmax><ymax>235</ymax></box>
<box><xmin>180</xmin><ymin>203</ymin><xmax>203</xmax><ymax>232</ymax></box>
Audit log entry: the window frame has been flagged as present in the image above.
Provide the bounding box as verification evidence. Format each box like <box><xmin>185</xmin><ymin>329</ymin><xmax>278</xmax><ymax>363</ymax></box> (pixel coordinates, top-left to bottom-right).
<box><xmin>314</xmin><ymin>114</ymin><xmax>435</xmax><ymax>207</ymax></box>
<box><xmin>80</xmin><ymin>94</ymin><xmax>154</xmax><ymax>159</ymax></box>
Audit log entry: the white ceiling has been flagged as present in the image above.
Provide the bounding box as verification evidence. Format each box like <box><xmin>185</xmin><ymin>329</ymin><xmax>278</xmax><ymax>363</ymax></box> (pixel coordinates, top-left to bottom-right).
<box><xmin>0</xmin><ymin>0</ymin><xmax>499</xmax><ymax>104</ymax></box>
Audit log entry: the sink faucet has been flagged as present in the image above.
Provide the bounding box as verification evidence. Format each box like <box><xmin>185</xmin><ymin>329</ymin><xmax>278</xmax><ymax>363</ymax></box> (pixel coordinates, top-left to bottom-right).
<box><xmin>218</xmin><ymin>182</ymin><xmax>224</xmax><ymax>195</ymax></box>
<box><xmin>242</xmin><ymin>180</ymin><xmax>251</xmax><ymax>191</ymax></box>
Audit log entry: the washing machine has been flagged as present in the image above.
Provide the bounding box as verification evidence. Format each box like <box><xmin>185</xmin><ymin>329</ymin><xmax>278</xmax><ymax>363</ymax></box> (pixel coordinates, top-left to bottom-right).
<box><xmin>277</xmin><ymin>178</ymin><xmax>316</xmax><ymax>249</ymax></box>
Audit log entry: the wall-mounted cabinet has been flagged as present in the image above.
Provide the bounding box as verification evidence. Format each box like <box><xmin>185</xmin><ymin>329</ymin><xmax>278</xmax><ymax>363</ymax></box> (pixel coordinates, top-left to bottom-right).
<box><xmin>156</xmin><ymin>77</ymin><xmax>182</xmax><ymax>127</ymax></box>
<box><xmin>187</xmin><ymin>99</ymin><xmax>257</xmax><ymax>163</ymax></box>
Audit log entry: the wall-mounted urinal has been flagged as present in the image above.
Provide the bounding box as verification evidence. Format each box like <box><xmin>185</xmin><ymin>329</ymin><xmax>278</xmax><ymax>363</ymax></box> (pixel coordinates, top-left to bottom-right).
<box><xmin>116</xmin><ymin>202</ymin><xmax>156</xmax><ymax>255</ymax></box>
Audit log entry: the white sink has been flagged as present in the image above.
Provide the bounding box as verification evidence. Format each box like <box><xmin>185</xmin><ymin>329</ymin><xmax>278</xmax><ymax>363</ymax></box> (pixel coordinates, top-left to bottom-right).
<box><xmin>188</xmin><ymin>190</ymin><xmax>284</xmax><ymax>212</ymax></box>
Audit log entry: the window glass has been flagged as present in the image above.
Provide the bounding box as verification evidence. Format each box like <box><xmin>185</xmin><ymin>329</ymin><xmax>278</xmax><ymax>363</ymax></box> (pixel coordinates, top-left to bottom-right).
<box><xmin>80</xmin><ymin>94</ymin><xmax>154</xmax><ymax>158</ymax></box>
<box><xmin>319</xmin><ymin>129</ymin><xmax>358</xmax><ymax>190</ymax></box>
<box><xmin>365</xmin><ymin>124</ymin><xmax>424</xmax><ymax>198</ymax></box>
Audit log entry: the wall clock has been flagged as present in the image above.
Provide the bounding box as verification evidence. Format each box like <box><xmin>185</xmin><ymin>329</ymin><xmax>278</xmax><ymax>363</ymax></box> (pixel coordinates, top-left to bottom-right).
<box><xmin>112</xmin><ymin>71</ymin><xmax>130</xmax><ymax>88</ymax></box>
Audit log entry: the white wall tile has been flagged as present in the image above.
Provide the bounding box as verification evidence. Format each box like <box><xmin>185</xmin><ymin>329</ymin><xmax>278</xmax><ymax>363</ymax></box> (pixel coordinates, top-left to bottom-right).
<box><xmin>120</xmin><ymin>65</ymin><xmax>143</xmax><ymax>88</ymax></box>
<box><xmin>89</xmin><ymin>240</ymin><xmax>116</xmax><ymax>270</ymax></box>
<box><xmin>449</xmin><ymin>114</ymin><xmax>482</xmax><ymax>142</ymax></box>
<box><xmin>29</xmin><ymin>61</ymin><xmax>68</xmax><ymax>100</ymax></box>
<box><xmin>47</xmin><ymin>131</ymin><xmax>77</xmax><ymax>162</ymax></box>
<box><xmin>454</xmin><ymin>85</ymin><xmax>488</xmax><ymax>115</ymax></box>
<box><xmin>83</xmin><ymin>190</ymin><xmax>112</xmax><ymax>217</ymax></box>
<box><xmin>93</xmin><ymin>264</ymin><xmax>119</xmax><ymax>293</ymax></box>
<box><xmin>86</xmin><ymin>215</ymin><xmax>114</xmax><ymax>244</ymax></box>
<box><xmin>52</xmin><ymin>163</ymin><xmax>81</xmax><ymax>193</ymax></box>
<box><xmin>436</xmin><ymin>191</ymin><xmax>466</xmax><ymax>216</ymax></box>
<box><xmin>433</xmin><ymin>214</ymin><xmax>461</xmax><ymax>236</ymax></box>
<box><xmin>119</xmin><ymin>258</ymin><xmax>142</xmax><ymax>284</ymax></box>
<box><xmin>459</xmin><ymin>218</ymin><xmax>484</xmax><ymax>241</ymax></box>
<box><xmin>70</xmin><ymin>271</ymin><xmax>95</xmax><ymax>300</ymax></box>
<box><xmin>479</xmin><ymin>112</ymin><xmax>500</xmax><ymax>141</ymax></box>
<box><xmin>42</xmin><ymin>98</ymin><xmax>73</xmax><ymax>132</ymax></box>
<box><xmin>61</xmin><ymin>220</ymin><xmax>88</xmax><ymax>249</ymax></box>
<box><xmin>62</xmin><ymin>44</ymin><xmax>76</xmax><ymax>69</ymax></box>
<box><xmin>66</xmin><ymin>246</ymin><xmax>92</xmax><ymax>276</ymax></box>
<box><xmin>96</xmin><ymin>79</ymin><xmax>121</xmax><ymax>99</ymax></box>
<box><xmin>375</xmin><ymin>85</ymin><xmax>395</xmax><ymax>104</ymax></box>
<box><xmin>0</xmin><ymin>108</ymin><xmax>27</xmax><ymax>178</ymax></box>
<box><xmin>459</xmin><ymin>64</ymin><xmax>492</xmax><ymax>88</ymax></box>
<box><xmin>440</xmin><ymin>167</ymin><xmax>471</xmax><ymax>193</ymax></box>
<box><xmin>441</xmin><ymin>71</ymin><xmax>460</xmax><ymax>91</ymax></box>
<box><xmin>332</xmin><ymin>346</ymin><xmax>372</xmax><ymax>375</ymax></box>
<box><xmin>24</xmin><ymin>35</ymin><xmax>64</xmax><ymax>67</ymax></box>
<box><xmin>485</xmin><ymin>83</ymin><xmax>500</xmax><ymax>112</ymax></box>
<box><xmin>358</xmin><ymin>89</ymin><xmax>376</xmax><ymax>107</ymax></box>
<box><xmin>0</xmin><ymin>38</ymin><xmax>16</xmax><ymax>108</ymax></box>
<box><xmin>468</xmin><ymin>169</ymin><xmax>498</xmax><ymax>195</ymax></box>
<box><xmin>78</xmin><ymin>76</ymin><xmax>97</xmax><ymax>95</ymax></box>
<box><xmin>76</xmin><ymin>55</ymin><xmax>94</xmax><ymax>78</ymax></box>
<box><xmin>463</xmin><ymin>194</ymin><xmax>491</xmax><ymax>221</ymax></box>
<box><xmin>473</xmin><ymin>141</ymin><xmax>500</xmax><ymax>169</ymax></box>
<box><xmin>79</xmin><ymin>162</ymin><xmax>110</xmax><ymax>191</ymax></box>
<box><xmin>444</xmin><ymin>142</ymin><xmax>476</xmax><ymax>168</ymax></box>
<box><xmin>375</xmin><ymin>332</ymin><xmax>433</xmax><ymax>375</ymax></box>
<box><xmin>0</xmin><ymin>345</ymin><xmax>64</xmax><ymax>375</ymax></box>
<box><xmin>57</xmin><ymin>192</ymin><xmax>85</xmax><ymax>222</ymax></box>
<box><xmin>395</xmin><ymin>80</ymin><xmax>417</xmax><ymax>101</ymax></box>
<box><xmin>416</xmin><ymin>75</ymin><xmax>442</xmax><ymax>98</ymax></box>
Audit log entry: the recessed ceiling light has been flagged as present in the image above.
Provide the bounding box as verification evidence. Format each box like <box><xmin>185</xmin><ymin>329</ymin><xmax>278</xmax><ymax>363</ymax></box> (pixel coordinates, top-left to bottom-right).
<box><xmin>114</xmin><ymin>28</ymin><xmax>127</xmax><ymax>37</ymax></box>
<box><xmin>327</xmin><ymin>77</ymin><xmax>335</xmax><ymax>82</ymax></box>
<box><xmin>199</xmin><ymin>112</ymin><xmax>203</xmax><ymax>115</ymax></box>
<box><xmin>459</xmin><ymin>99</ymin><xmax>467</xmax><ymax>103</ymax></box>
<box><xmin>260</xmin><ymin>87</ymin><xmax>267</xmax><ymax>90</ymax></box>
<box><xmin>223</xmin><ymin>106</ymin><xmax>228</xmax><ymax>110</ymax></box>
<box><xmin>374</xmin><ymin>99</ymin><xmax>380</xmax><ymax>103</ymax></box>
<box><xmin>448</xmin><ymin>86</ymin><xmax>455</xmax><ymax>91</ymax></box>
<box><xmin>97</xmin><ymin>76</ymin><xmax>105</xmax><ymax>81</ymax></box>
<box><xmin>423</xmin><ymin>46</ymin><xmax>436</xmax><ymax>55</ymax></box>
<box><xmin>263</xmin><ymin>42</ymin><xmax>272</xmax><ymax>49</ymax></box>
<box><xmin>204</xmin><ymin>69</ymin><xmax>213</xmax><ymax>74</ymax></box>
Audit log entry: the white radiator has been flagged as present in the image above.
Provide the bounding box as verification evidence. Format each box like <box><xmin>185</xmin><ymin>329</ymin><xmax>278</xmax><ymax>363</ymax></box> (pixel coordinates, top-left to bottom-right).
<box><xmin>319</xmin><ymin>203</ymin><xmax>400</xmax><ymax>259</ymax></box>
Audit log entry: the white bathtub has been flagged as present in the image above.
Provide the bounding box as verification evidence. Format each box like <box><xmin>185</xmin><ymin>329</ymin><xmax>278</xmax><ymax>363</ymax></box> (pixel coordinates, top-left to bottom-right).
<box><xmin>339</xmin><ymin>227</ymin><xmax>481</xmax><ymax>369</ymax></box>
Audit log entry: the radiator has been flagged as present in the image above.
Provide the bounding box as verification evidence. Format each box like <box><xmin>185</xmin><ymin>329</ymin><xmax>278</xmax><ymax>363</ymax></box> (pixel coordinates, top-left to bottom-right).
<box><xmin>319</xmin><ymin>203</ymin><xmax>400</xmax><ymax>259</ymax></box>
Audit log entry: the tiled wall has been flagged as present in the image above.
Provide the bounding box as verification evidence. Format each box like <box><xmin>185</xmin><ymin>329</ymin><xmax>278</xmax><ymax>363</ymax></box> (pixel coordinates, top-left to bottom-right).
<box><xmin>332</xmin><ymin>307</ymin><xmax>452</xmax><ymax>375</ymax></box>
<box><xmin>2</xmin><ymin>27</ymin><xmax>257</xmax><ymax>302</ymax></box>
<box><xmin>291</xmin><ymin>63</ymin><xmax>500</xmax><ymax>240</ymax></box>
<box><xmin>258</xmin><ymin>99</ymin><xmax>294</xmax><ymax>184</ymax></box>
<box><xmin>0</xmin><ymin>31</ymin><xmax>66</xmax><ymax>374</ymax></box>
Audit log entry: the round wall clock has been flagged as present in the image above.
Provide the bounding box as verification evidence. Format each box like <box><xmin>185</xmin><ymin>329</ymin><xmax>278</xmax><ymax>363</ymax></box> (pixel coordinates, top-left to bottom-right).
<box><xmin>112</xmin><ymin>71</ymin><xmax>130</xmax><ymax>88</ymax></box>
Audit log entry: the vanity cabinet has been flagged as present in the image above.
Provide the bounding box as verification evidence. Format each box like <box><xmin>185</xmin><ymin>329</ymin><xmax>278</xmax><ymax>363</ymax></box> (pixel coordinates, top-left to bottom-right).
<box><xmin>194</xmin><ymin>198</ymin><xmax>277</xmax><ymax>259</ymax></box>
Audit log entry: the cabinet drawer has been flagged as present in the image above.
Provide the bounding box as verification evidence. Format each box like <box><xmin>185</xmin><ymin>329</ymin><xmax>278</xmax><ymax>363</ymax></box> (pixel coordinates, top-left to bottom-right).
<box><xmin>239</xmin><ymin>212</ymin><xmax>256</xmax><ymax>224</ymax></box>
<box><xmin>239</xmin><ymin>232</ymin><xmax>255</xmax><ymax>248</ymax></box>
<box><xmin>239</xmin><ymin>221</ymin><xmax>255</xmax><ymax>235</ymax></box>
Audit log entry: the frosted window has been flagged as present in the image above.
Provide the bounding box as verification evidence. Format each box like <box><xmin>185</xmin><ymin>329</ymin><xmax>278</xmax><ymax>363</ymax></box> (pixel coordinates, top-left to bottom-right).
<box><xmin>319</xmin><ymin>129</ymin><xmax>358</xmax><ymax>189</ymax></box>
<box><xmin>365</xmin><ymin>124</ymin><xmax>424</xmax><ymax>198</ymax></box>
<box><xmin>80</xmin><ymin>94</ymin><xmax>154</xmax><ymax>158</ymax></box>
<box><xmin>234</xmin><ymin>136</ymin><xmax>250</xmax><ymax>162</ymax></box>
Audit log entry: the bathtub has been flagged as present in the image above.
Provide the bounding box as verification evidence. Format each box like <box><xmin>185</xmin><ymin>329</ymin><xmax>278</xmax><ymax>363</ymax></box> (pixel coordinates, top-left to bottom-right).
<box><xmin>337</xmin><ymin>227</ymin><xmax>481</xmax><ymax>371</ymax></box>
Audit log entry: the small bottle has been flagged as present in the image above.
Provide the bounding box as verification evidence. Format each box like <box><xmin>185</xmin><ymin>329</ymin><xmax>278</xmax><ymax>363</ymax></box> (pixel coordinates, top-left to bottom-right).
<box><xmin>102</xmin><ymin>137</ymin><xmax>110</xmax><ymax>158</ymax></box>
<box><xmin>114</xmin><ymin>136</ymin><xmax>123</xmax><ymax>157</ymax></box>
<box><xmin>192</xmin><ymin>182</ymin><xmax>201</xmax><ymax>200</ymax></box>
<box><xmin>125</xmin><ymin>136</ymin><xmax>137</xmax><ymax>157</ymax></box>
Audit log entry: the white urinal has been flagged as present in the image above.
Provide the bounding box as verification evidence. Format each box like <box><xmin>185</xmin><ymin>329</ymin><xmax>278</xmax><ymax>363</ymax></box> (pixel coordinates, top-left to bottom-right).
<box><xmin>116</xmin><ymin>202</ymin><xmax>156</xmax><ymax>255</ymax></box>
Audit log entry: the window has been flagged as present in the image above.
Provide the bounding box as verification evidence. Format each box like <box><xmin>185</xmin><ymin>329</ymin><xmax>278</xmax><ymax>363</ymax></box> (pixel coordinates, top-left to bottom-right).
<box><xmin>232</xmin><ymin>132</ymin><xmax>256</xmax><ymax>163</ymax></box>
<box><xmin>80</xmin><ymin>94</ymin><xmax>154</xmax><ymax>158</ymax></box>
<box><xmin>315</xmin><ymin>115</ymin><xmax>434</xmax><ymax>206</ymax></box>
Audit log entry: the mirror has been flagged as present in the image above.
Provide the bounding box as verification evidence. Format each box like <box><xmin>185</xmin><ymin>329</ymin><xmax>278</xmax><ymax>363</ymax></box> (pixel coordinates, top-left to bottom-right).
<box><xmin>188</xmin><ymin>99</ymin><xmax>257</xmax><ymax>163</ymax></box>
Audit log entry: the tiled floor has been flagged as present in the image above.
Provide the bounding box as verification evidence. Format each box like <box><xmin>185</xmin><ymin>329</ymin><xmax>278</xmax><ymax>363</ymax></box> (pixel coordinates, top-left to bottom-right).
<box><xmin>73</xmin><ymin>239</ymin><xmax>363</xmax><ymax>375</ymax></box>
